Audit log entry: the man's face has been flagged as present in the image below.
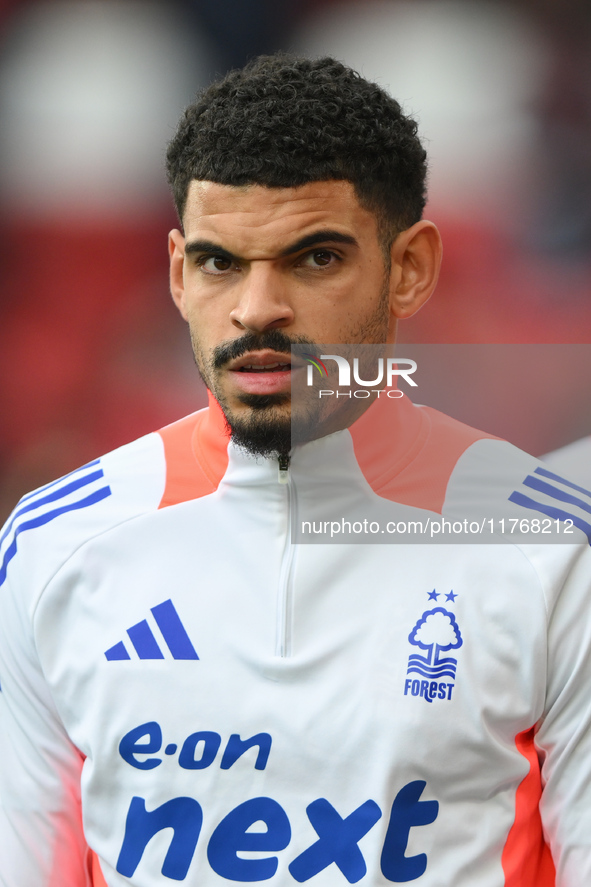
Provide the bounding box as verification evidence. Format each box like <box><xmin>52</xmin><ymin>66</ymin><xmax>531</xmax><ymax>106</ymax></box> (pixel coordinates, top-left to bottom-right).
<box><xmin>169</xmin><ymin>180</ymin><xmax>397</xmax><ymax>454</ymax></box>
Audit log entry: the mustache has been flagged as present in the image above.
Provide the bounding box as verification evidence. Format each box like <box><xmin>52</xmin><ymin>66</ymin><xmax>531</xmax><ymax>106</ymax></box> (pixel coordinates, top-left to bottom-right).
<box><xmin>212</xmin><ymin>330</ymin><xmax>315</xmax><ymax>370</ymax></box>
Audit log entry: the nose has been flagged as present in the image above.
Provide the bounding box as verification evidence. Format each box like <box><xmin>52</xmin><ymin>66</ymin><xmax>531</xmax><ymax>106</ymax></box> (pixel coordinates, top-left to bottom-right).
<box><xmin>229</xmin><ymin>264</ymin><xmax>295</xmax><ymax>333</ymax></box>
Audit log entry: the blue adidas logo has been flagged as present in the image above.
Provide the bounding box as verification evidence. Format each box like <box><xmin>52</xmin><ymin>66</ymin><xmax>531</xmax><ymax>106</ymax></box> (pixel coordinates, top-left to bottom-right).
<box><xmin>105</xmin><ymin>599</ymin><xmax>199</xmax><ymax>661</ymax></box>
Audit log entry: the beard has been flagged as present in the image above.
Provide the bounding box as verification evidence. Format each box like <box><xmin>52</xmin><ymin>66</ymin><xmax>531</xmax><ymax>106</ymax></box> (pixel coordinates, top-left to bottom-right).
<box><xmin>219</xmin><ymin>397</ymin><xmax>292</xmax><ymax>459</ymax></box>
<box><xmin>193</xmin><ymin>328</ymin><xmax>311</xmax><ymax>458</ymax></box>
<box><xmin>189</xmin><ymin>280</ymin><xmax>391</xmax><ymax>459</ymax></box>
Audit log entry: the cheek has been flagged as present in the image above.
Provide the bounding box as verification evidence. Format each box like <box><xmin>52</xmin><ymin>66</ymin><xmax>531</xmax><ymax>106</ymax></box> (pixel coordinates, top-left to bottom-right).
<box><xmin>184</xmin><ymin>294</ymin><xmax>217</xmax><ymax>337</ymax></box>
<box><xmin>184</xmin><ymin>283</ymin><xmax>235</xmax><ymax>328</ymax></box>
<box><xmin>183</xmin><ymin>306</ymin><xmax>209</xmax><ymax>362</ymax></box>
<box><xmin>184</xmin><ymin>300</ymin><xmax>234</xmax><ymax>376</ymax></box>
<box><xmin>312</xmin><ymin>290</ymin><xmax>388</xmax><ymax>341</ymax></box>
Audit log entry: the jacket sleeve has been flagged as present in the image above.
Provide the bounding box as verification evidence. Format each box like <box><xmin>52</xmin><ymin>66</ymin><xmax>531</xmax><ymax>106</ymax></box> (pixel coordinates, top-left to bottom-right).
<box><xmin>533</xmin><ymin>542</ymin><xmax>591</xmax><ymax>885</ymax></box>
<box><xmin>0</xmin><ymin>534</ymin><xmax>92</xmax><ymax>886</ymax></box>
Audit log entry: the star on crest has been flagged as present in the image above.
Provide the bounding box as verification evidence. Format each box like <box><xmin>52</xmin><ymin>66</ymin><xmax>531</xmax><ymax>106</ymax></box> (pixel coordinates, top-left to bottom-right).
<box><xmin>445</xmin><ymin>590</ymin><xmax>458</xmax><ymax>602</ymax></box>
<box><xmin>427</xmin><ymin>589</ymin><xmax>440</xmax><ymax>600</ymax></box>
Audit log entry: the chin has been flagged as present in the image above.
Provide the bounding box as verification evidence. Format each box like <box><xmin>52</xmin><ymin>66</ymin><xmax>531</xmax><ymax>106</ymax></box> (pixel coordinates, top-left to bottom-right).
<box><xmin>227</xmin><ymin>413</ymin><xmax>293</xmax><ymax>458</ymax></box>
<box><xmin>236</xmin><ymin>392</ymin><xmax>291</xmax><ymax>411</ymax></box>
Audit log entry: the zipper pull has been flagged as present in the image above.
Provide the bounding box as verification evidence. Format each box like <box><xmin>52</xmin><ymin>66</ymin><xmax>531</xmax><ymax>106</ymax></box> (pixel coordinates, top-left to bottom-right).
<box><xmin>278</xmin><ymin>453</ymin><xmax>290</xmax><ymax>484</ymax></box>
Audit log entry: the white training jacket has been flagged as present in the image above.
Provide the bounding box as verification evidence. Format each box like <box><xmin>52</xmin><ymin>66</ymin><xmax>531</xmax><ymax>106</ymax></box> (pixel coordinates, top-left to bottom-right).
<box><xmin>2</xmin><ymin>394</ymin><xmax>591</xmax><ymax>887</ymax></box>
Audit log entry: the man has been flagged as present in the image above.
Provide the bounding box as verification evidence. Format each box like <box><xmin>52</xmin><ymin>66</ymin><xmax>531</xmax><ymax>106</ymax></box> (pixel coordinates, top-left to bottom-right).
<box><xmin>2</xmin><ymin>54</ymin><xmax>591</xmax><ymax>886</ymax></box>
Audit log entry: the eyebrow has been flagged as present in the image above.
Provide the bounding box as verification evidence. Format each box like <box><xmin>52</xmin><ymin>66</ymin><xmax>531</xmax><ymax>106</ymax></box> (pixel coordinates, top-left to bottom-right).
<box><xmin>184</xmin><ymin>239</ymin><xmax>237</xmax><ymax>261</ymax></box>
<box><xmin>183</xmin><ymin>229</ymin><xmax>358</xmax><ymax>262</ymax></box>
<box><xmin>279</xmin><ymin>230</ymin><xmax>358</xmax><ymax>256</ymax></box>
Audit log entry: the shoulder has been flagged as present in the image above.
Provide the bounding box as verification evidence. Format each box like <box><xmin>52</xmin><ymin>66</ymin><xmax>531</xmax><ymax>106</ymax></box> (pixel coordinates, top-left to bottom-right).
<box><xmin>0</xmin><ymin>411</ymin><xmax>208</xmax><ymax>607</ymax></box>
<box><xmin>397</xmin><ymin>402</ymin><xmax>589</xmax><ymax>522</ymax></box>
<box><xmin>358</xmin><ymin>397</ymin><xmax>531</xmax><ymax>512</ymax></box>
<box><xmin>353</xmin><ymin>397</ymin><xmax>591</xmax><ymax>549</ymax></box>
<box><xmin>405</xmin><ymin>410</ymin><xmax>591</xmax><ymax>610</ymax></box>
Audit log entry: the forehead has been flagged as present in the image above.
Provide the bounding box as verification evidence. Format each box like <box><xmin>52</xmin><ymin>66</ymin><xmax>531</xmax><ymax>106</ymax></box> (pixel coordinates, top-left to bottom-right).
<box><xmin>182</xmin><ymin>180</ymin><xmax>378</xmax><ymax>254</ymax></box>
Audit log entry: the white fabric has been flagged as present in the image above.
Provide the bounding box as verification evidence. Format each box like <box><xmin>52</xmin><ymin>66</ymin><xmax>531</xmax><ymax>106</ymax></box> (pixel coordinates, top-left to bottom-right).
<box><xmin>544</xmin><ymin>437</ymin><xmax>591</xmax><ymax>490</ymax></box>
<box><xmin>1</xmin><ymin>426</ymin><xmax>591</xmax><ymax>884</ymax></box>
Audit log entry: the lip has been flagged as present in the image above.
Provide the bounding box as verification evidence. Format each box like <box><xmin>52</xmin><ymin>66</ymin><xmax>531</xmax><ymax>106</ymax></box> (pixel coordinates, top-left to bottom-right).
<box><xmin>227</xmin><ymin>349</ymin><xmax>293</xmax><ymax>396</ymax></box>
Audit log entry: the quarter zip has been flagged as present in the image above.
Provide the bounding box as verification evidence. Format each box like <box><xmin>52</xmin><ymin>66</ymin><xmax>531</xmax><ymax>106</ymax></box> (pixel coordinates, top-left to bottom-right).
<box><xmin>275</xmin><ymin>455</ymin><xmax>297</xmax><ymax>658</ymax></box>
<box><xmin>277</xmin><ymin>453</ymin><xmax>290</xmax><ymax>484</ymax></box>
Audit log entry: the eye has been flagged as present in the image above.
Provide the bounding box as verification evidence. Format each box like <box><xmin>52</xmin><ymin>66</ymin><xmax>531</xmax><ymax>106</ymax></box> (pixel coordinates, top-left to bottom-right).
<box><xmin>301</xmin><ymin>250</ymin><xmax>337</xmax><ymax>268</ymax></box>
<box><xmin>199</xmin><ymin>255</ymin><xmax>235</xmax><ymax>273</ymax></box>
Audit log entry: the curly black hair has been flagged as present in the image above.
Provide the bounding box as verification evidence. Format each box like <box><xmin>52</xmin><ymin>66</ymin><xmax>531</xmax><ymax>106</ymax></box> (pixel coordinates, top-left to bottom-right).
<box><xmin>166</xmin><ymin>54</ymin><xmax>427</xmax><ymax>244</ymax></box>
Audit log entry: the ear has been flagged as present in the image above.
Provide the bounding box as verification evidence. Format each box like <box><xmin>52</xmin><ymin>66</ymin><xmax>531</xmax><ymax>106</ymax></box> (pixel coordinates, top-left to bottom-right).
<box><xmin>388</xmin><ymin>220</ymin><xmax>442</xmax><ymax>320</ymax></box>
<box><xmin>169</xmin><ymin>229</ymin><xmax>188</xmax><ymax>321</ymax></box>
